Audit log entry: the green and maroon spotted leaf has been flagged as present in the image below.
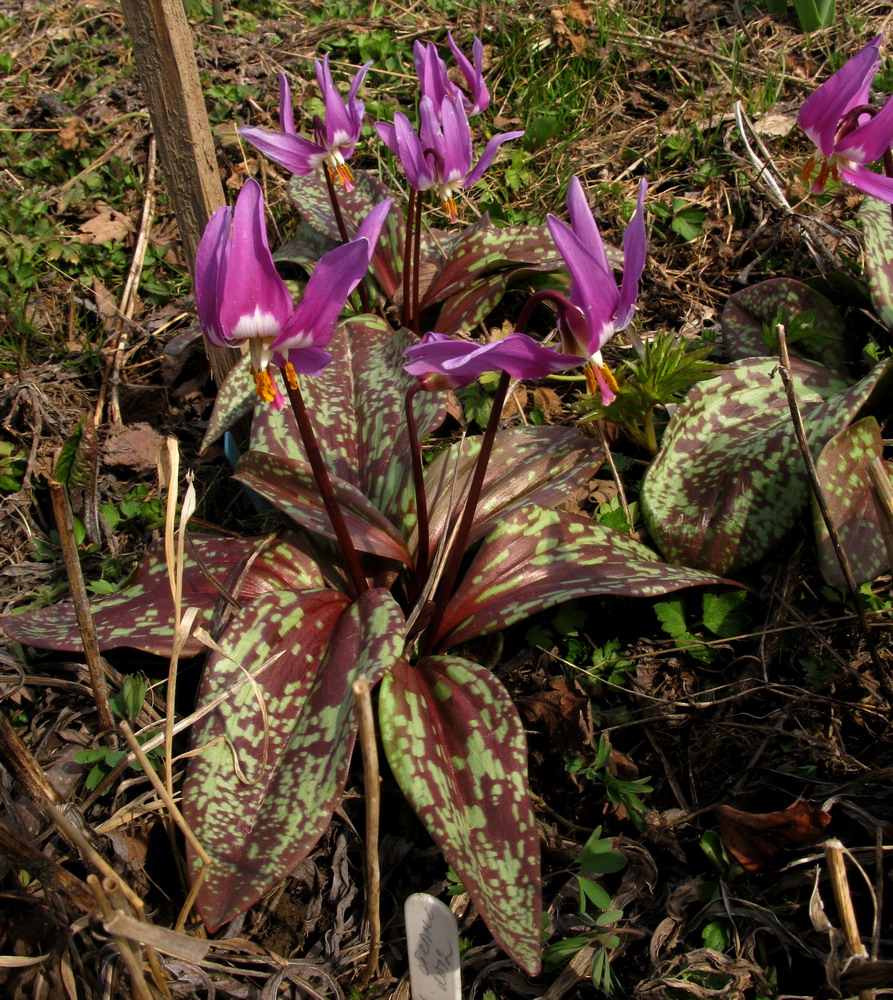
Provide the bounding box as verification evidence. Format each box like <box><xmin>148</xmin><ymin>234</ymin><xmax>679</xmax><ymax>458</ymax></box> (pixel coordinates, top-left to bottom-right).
<box><xmin>720</xmin><ymin>278</ymin><xmax>849</xmax><ymax>373</ymax></box>
<box><xmin>421</xmin><ymin>221</ymin><xmax>617</xmax><ymax>309</ymax></box>
<box><xmin>201</xmin><ymin>355</ymin><xmax>256</xmax><ymax>453</ymax></box>
<box><xmin>422</xmin><ymin>426</ymin><xmax>604</xmax><ymax>554</ymax></box>
<box><xmin>435</xmin><ymin>505</ymin><xmax>732</xmax><ymax>650</ymax></box>
<box><xmin>378</xmin><ymin>654</ymin><xmax>541</xmax><ymax>974</ymax></box>
<box><xmin>288</xmin><ymin>169</ymin><xmax>404</xmax><ymax>298</ymax></box>
<box><xmin>641</xmin><ymin>357</ymin><xmax>893</xmax><ymax>575</ymax></box>
<box><xmin>237</xmin><ymin>450</ymin><xmax>412</xmax><ymax>564</ymax></box>
<box><xmin>274</xmin><ymin>221</ymin><xmax>339</xmax><ymax>270</ymax></box>
<box><xmin>813</xmin><ymin>417</ymin><xmax>893</xmax><ymax>587</ymax></box>
<box><xmin>249</xmin><ymin>318</ymin><xmax>445</xmax><ymax>534</ymax></box>
<box><xmin>185</xmin><ymin>587</ymin><xmax>405</xmax><ymax>931</ymax></box>
<box><xmin>858</xmin><ymin>195</ymin><xmax>893</xmax><ymax>330</ymax></box>
<box><xmin>1</xmin><ymin>534</ymin><xmax>322</xmax><ymax>656</ymax></box>
<box><xmin>434</xmin><ymin>268</ymin><xmax>547</xmax><ymax>335</ymax></box>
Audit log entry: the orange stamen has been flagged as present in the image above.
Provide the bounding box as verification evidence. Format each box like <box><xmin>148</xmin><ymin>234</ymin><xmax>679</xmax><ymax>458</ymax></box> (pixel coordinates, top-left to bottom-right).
<box><xmin>283</xmin><ymin>362</ymin><xmax>299</xmax><ymax>390</ymax></box>
<box><xmin>252</xmin><ymin>369</ymin><xmax>276</xmax><ymax>403</ymax></box>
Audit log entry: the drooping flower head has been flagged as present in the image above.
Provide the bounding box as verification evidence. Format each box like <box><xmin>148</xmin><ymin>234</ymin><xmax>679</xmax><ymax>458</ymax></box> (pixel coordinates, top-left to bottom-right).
<box><xmin>798</xmin><ymin>35</ymin><xmax>893</xmax><ymax>203</ymax></box>
<box><xmin>240</xmin><ymin>56</ymin><xmax>371</xmax><ymax>191</ymax></box>
<box><xmin>403</xmin><ymin>331</ymin><xmax>580</xmax><ymax>390</ymax></box>
<box><xmin>195</xmin><ymin>178</ymin><xmax>295</xmax><ymax>405</ymax></box>
<box><xmin>546</xmin><ymin>177</ymin><xmax>648</xmax><ymax>403</ymax></box>
<box><xmin>195</xmin><ymin>180</ymin><xmax>391</xmax><ymax>404</ymax></box>
<box><xmin>414</xmin><ymin>33</ymin><xmax>489</xmax><ymax>119</ymax></box>
<box><xmin>376</xmin><ymin>96</ymin><xmax>523</xmax><ymax>221</ymax></box>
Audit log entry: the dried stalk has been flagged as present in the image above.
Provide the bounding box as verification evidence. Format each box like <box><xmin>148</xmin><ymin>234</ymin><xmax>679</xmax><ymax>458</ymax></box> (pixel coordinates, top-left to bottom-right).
<box><xmin>824</xmin><ymin>840</ymin><xmax>873</xmax><ymax>1000</ymax></box>
<box><xmin>352</xmin><ymin>677</ymin><xmax>381</xmax><ymax>982</ymax></box>
<box><xmin>775</xmin><ymin>327</ymin><xmax>892</xmax><ymax>705</ymax></box>
<box><xmin>48</xmin><ymin>481</ymin><xmax>116</xmax><ymax>745</ymax></box>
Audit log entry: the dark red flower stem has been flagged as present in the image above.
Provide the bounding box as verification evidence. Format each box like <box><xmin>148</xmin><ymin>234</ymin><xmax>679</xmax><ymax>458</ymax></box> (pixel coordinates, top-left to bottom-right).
<box><xmin>283</xmin><ymin>376</ymin><xmax>368</xmax><ymax>599</ymax></box>
<box><xmin>324</xmin><ymin>165</ymin><xmax>372</xmax><ymax>315</ymax></box>
<box><xmin>403</xmin><ymin>189</ymin><xmax>418</xmax><ymax>330</ymax></box>
<box><xmin>412</xmin><ymin>196</ymin><xmax>423</xmax><ymax>336</ymax></box>
<box><xmin>405</xmin><ymin>383</ymin><xmax>430</xmax><ymax>600</ymax></box>
<box><xmin>515</xmin><ymin>288</ymin><xmax>574</xmax><ymax>335</ymax></box>
<box><xmin>420</xmin><ymin>370</ymin><xmax>511</xmax><ymax>657</ymax></box>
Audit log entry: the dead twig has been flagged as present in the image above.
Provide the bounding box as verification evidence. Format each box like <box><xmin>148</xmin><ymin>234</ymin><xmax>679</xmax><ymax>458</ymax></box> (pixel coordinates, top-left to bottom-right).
<box><xmin>353</xmin><ymin>676</ymin><xmax>382</xmax><ymax>983</ymax></box>
<box><xmin>775</xmin><ymin>325</ymin><xmax>893</xmax><ymax>707</ymax></box>
<box><xmin>48</xmin><ymin>481</ymin><xmax>116</xmax><ymax>746</ymax></box>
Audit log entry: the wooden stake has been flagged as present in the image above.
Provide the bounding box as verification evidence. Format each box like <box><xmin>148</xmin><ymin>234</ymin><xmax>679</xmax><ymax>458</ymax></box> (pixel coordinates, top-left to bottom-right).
<box><xmin>119</xmin><ymin>0</ymin><xmax>237</xmax><ymax>386</ymax></box>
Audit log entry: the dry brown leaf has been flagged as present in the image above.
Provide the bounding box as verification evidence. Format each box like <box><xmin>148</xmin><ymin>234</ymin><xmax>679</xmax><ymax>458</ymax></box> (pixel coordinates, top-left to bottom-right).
<box><xmin>57</xmin><ymin>116</ymin><xmax>88</xmax><ymax>150</ymax></box>
<box><xmin>715</xmin><ymin>801</ymin><xmax>832</xmax><ymax>871</ymax></box>
<box><xmin>102</xmin><ymin>423</ymin><xmax>166</xmax><ymax>472</ymax></box>
<box><xmin>78</xmin><ymin>208</ymin><xmax>134</xmax><ymax>245</ymax></box>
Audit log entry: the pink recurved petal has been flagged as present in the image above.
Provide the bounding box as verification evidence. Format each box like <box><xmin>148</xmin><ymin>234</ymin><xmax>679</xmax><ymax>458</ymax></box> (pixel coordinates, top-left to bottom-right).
<box><xmin>271</xmin><ymin>238</ymin><xmax>373</xmax><ymax>371</ymax></box>
<box><xmin>278</xmin><ymin>72</ymin><xmax>295</xmax><ymax>134</ymax></box>
<box><xmin>218</xmin><ymin>179</ymin><xmax>293</xmax><ymax>341</ymax></box>
<box><xmin>834</xmin><ymin>91</ymin><xmax>893</xmax><ymax>165</ymax></box>
<box><xmin>838</xmin><ymin>163</ymin><xmax>893</xmax><ymax>202</ymax></box>
<box><xmin>798</xmin><ymin>35</ymin><xmax>882</xmax><ymax>155</ymax></box>
<box><xmin>194</xmin><ymin>205</ymin><xmax>231</xmax><ymax>347</ymax></box>
<box><xmin>616</xmin><ymin>178</ymin><xmax>648</xmax><ymax>330</ymax></box>
<box><xmin>565</xmin><ymin>175</ymin><xmax>610</xmax><ymax>275</ymax></box>
<box><xmin>239</xmin><ymin>126</ymin><xmax>327</xmax><ymax>176</ymax></box>
<box><xmin>403</xmin><ymin>332</ymin><xmax>580</xmax><ymax>388</ymax></box>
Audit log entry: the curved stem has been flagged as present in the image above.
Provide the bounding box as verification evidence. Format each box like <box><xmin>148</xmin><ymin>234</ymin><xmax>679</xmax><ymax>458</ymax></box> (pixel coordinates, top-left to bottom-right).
<box><xmin>515</xmin><ymin>288</ymin><xmax>574</xmax><ymax>336</ymax></box>
<box><xmin>412</xmin><ymin>192</ymin><xmax>423</xmax><ymax>335</ymax></box>
<box><xmin>403</xmin><ymin>189</ymin><xmax>418</xmax><ymax>330</ymax></box>
<box><xmin>283</xmin><ymin>375</ymin><xmax>368</xmax><ymax>598</ymax></box>
<box><xmin>405</xmin><ymin>384</ymin><xmax>430</xmax><ymax>599</ymax></box>
<box><xmin>420</xmin><ymin>371</ymin><xmax>511</xmax><ymax>656</ymax></box>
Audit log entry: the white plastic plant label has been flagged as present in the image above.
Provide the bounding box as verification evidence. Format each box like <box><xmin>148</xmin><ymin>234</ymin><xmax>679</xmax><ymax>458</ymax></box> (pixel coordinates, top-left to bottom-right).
<box><xmin>404</xmin><ymin>892</ymin><xmax>461</xmax><ymax>1000</ymax></box>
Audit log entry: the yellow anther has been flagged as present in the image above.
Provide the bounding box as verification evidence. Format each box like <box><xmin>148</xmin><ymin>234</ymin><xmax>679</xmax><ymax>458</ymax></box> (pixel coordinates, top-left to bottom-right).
<box><xmin>284</xmin><ymin>362</ymin><xmax>299</xmax><ymax>390</ymax></box>
<box><xmin>600</xmin><ymin>363</ymin><xmax>620</xmax><ymax>395</ymax></box>
<box><xmin>252</xmin><ymin>368</ymin><xmax>276</xmax><ymax>403</ymax></box>
<box><xmin>441</xmin><ymin>196</ymin><xmax>459</xmax><ymax>222</ymax></box>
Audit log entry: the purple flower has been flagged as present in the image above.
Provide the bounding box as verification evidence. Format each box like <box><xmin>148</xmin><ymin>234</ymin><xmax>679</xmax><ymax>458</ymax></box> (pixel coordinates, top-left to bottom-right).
<box><xmin>403</xmin><ymin>331</ymin><xmax>580</xmax><ymax>389</ymax></box>
<box><xmin>195</xmin><ymin>178</ymin><xmax>295</xmax><ymax>403</ymax></box>
<box><xmin>798</xmin><ymin>35</ymin><xmax>893</xmax><ymax>202</ymax></box>
<box><xmin>414</xmin><ymin>34</ymin><xmax>489</xmax><ymax>118</ymax></box>
<box><xmin>240</xmin><ymin>56</ymin><xmax>371</xmax><ymax>190</ymax></box>
<box><xmin>195</xmin><ymin>181</ymin><xmax>390</xmax><ymax>402</ymax></box>
<box><xmin>546</xmin><ymin>177</ymin><xmax>647</xmax><ymax>403</ymax></box>
<box><xmin>272</xmin><ymin>199</ymin><xmax>392</xmax><ymax>376</ymax></box>
<box><xmin>376</xmin><ymin>96</ymin><xmax>522</xmax><ymax>220</ymax></box>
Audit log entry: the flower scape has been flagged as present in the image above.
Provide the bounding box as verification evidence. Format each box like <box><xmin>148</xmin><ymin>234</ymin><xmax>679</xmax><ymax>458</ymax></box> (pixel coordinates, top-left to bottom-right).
<box><xmin>2</xmin><ymin>6</ymin><xmax>893</xmax><ymax>1000</ymax></box>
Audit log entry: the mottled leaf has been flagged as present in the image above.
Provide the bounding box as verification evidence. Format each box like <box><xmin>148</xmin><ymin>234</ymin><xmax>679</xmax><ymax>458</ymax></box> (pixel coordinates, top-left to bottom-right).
<box><xmin>422</xmin><ymin>426</ymin><xmax>603</xmax><ymax>554</ymax></box>
<box><xmin>421</xmin><ymin>221</ymin><xmax>617</xmax><ymax>309</ymax></box>
<box><xmin>288</xmin><ymin>169</ymin><xmax>404</xmax><ymax>298</ymax></box>
<box><xmin>813</xmin><ymin>417</ymin><xmax>893</xmax><ymax>587</ymax></box>
<box><xmin>721</xmin><ymin>277</ymin><xmax>849</xmax><ymax>372</ymax></box>
<box><xmin>435</xmin><ymin>505</ymin><xmax>731</xmax><ymax>649</ymax></box>
<box><xmin>858</xmin><ymin>195</ymin><xmax>893</xmax><ymax>330</ymax></box>
<box><xmin>379</xmin><ymin>654</ymin><xmax>541</xmax><ymax>974</ymax></box>
<box><xmin>185</xmin><ymin>587</ymin><xmax>405</xmax><ymax>930</ymax></box>
<box><xmin>237</xmin><ymin>450</ymin><xmax>412</xmax><ymax>564</ymax></box>
<box><xmin>434</xmin><ymin>267</ymin><xmax>548</xmax><ymax>335</ymax></box>
<box><xmin>200</xmin><ymin>354</ymin><xmax>256</xmax><ymax>454</ymax></box>
<box><xmin>641</xmin><ymin>357</ymin><xmax>893</xmax><ymax>575</ymax></box>
<box><xmin>274</xmin><ymin>220</ymin><xmax>339</xmax><ymax>270</ymax></box>
<box><xmin>1</xmin><ymin>534</ymin><xmax>322</xmax><ymax>656</ymax></box>
<box><xmin>249</xmin><ymin>318</ymin><xmax>445</xmax><ymax>534</ymax></box>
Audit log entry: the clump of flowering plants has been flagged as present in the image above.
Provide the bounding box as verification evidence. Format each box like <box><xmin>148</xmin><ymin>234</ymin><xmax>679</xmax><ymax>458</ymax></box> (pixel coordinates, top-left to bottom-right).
<box><xmin>12</xmin><ymin>32</ymin><xmax>893</xmax><ymax>976</ymax></box>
